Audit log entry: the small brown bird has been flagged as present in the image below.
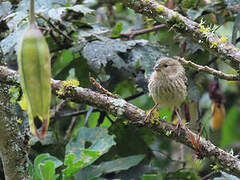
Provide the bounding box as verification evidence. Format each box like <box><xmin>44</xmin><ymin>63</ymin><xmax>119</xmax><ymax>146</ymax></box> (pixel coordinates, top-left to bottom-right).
<box><xmin>145</xmin><ymin>57</ymin><xmax>188</xmax><ymax>128</ymax></box>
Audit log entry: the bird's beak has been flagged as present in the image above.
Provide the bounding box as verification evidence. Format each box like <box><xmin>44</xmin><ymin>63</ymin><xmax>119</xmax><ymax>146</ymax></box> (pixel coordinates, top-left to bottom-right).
<box><xmin>153</xmin><ymin>64</ymin><xmax>160</xmax><ymax>71</ymax></box>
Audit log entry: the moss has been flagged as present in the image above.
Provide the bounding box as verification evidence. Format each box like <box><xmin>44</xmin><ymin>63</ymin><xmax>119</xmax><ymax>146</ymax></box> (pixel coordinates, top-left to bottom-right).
<box><xmin>210</xmin><ymin>35</ymin><xmax>228</xmax><ymax>48</ymax></box>
<box><xmin>56</xmin><ymin>88</ymin><xmax>64</xmax><ymax>96</ymax></box>
<box><xmin>166</xmin><ymin>130</ymin><xmax>172</xmax><ymax>136</ymax></box>
<box><xmin>17</xmin><ymin>118</ymin><xmax>23</xmax><ymax>124</ymax></box>
<box><xmin>167</xmin><ymin>14</ymin><xmax>185</xmax><ymax>32</ymax></box>
<box><xmin>156</xmin><ymin>5</ymin><xmax>164</xmax><ymax>13</ymax></box>
<box><xmin>199</xmin><ymin>24</ymin><xmax>211</xmax><ymax>33</ymax></box>
<box><xmin>62</xmin><ymin>79</ymin><xmax>80</xmax><ymax>87</ymax></box>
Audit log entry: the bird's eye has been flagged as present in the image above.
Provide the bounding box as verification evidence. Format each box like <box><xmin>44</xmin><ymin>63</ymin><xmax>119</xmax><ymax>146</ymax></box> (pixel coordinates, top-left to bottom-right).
<box><xmin>163</xmin><ymin>64</ymin><xmax>168</xmax><ymax>68</ymax></box>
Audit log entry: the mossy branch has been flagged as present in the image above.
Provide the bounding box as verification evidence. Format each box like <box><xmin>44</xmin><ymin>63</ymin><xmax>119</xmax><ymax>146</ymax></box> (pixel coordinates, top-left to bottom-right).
<box><xmin>175</xmin><ymin>56</ymin><xmax>240</xmax><ymax>81</ymax></box>
<box><xmin>112</xmin><ymin>0</ymin><xmax>240</xmax><ymax>71</ymax></box>
<box><xmin>1</xmin><ymin>66</ymin><xmax>240</xmax><ymax>177</ymax></box>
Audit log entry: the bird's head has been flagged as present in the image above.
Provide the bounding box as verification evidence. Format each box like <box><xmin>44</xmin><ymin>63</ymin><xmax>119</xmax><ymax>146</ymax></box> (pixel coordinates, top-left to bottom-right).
<box><xmin>153</xmin><ymin>58</ymin><xmax>184</xmax><ymax>78</ymax></box>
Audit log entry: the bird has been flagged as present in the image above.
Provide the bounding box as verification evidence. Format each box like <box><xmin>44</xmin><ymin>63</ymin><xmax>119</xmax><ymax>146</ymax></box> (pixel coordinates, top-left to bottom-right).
<box><xmin>145</xmin><ymin>57</ymin><xmax>188</xmax><ymax>129</ymax></box>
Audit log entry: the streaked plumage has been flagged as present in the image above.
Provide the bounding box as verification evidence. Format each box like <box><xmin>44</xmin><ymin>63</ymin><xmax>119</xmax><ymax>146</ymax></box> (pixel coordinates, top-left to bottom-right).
<box><xmin>148</xmin><ymin>58</ymin><xmax>187</xmax><ymax>108</ymax></box>
<box><xmin>145</xmin><ymin>57</ymin><xmax>187</xmax><ymax>127</ymax></box>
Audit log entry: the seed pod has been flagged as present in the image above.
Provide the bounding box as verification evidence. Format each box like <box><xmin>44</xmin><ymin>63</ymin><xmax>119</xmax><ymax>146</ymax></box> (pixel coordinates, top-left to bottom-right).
<box><xmin>17</xmin><ymin>23</ymin><xmax>51</xmax><ymax>139</ymax></box>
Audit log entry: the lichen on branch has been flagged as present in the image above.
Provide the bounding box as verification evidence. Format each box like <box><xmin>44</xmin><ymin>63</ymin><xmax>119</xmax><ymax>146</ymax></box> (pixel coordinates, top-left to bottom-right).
<box><xmin>112</xmin><ymin>0</ymin><xmax>240</xmax><ymax>71</ymax></box>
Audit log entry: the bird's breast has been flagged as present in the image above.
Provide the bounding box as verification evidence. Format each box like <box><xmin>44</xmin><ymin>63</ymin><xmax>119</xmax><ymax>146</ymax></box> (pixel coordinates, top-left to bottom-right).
<box><xmin>148</xmin><ymin>76</ymin><xmax>187</xmax><ymax>108</ymax></box>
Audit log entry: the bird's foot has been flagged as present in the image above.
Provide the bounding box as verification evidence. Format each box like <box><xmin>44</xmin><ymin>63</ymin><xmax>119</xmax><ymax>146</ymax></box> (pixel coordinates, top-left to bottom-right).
<box><xmin>175</xmin><ymin>120</ymin><xmax>183</xmax><ymax>135</ymax></box>
<box><xmin>174</xmin><ymin>108</ymin><xmax>183</xmax><ymax>135</ymax></box>
<box><xmin>143</xmin><ymin>104</ymin><xmax>159</xmax><ymax>123</ymax></box>
<box><xmin>144</xmin><ymin>111</ymin><xmax>153</xmax><ymax>123</ymax></box>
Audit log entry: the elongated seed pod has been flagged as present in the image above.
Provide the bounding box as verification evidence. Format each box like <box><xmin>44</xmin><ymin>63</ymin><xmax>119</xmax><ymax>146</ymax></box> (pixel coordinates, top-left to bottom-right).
<box><xmin>17</xmin><ymin>23</ymin><xmax>51</xmax><ymax>139</ymax></box>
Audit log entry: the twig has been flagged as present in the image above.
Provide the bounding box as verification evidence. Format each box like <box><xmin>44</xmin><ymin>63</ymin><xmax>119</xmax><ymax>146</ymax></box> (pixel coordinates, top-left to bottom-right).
<box><xmin>97</xmin><ymin>111</ymin><xmax>106</xmax><ymax>126</ymax></box>
<box><xmin>124</xmin><ymin>91</ymin><xmax>145</xmax><ymax>101</ymax></box>
<box><xmin>50</xmin><ymin>100</ymin><xmax>67</xmax><ymax>118</ymax></box>
<box><xmin>175</xmin><ymin>56</ymin><xmax>240</xmax><ymax>81</ymax></box>
<box><xmin>37</xmin><ymin>14</ymin><xmax>73</xmax><ymax>42</ymax></box>
<box><xmin>84</xmin><ymin>106</ymin><xmax>94</xmax><ymax>126</ymax></box>
<box><xmin>56</xmin><ymin>109</ymin><xmax>99</xmax><ymax>118</ymax></box>
<box><xmin>200</xmin><ymin>171</ymin><xmax>217</xmax><ymax>180</ymax></box>
<box><xmin>118</xmin><ymin>24</ymin><xmax>166</xmax><ymax>39</ymax></box>
<box><xmin>191</xmin><ymin>57</ymin><xmax>217</xmax><ymax>78</ymax></box>
<box><xmin>64</xmin><ymin>116</ymin><xmax>77</xmax><ymax>140</ymax></box>
<box><xmin>89</xmin><ymin>77</ymin><xmax>119</xmax><ymax>98</ymax></box>
<box><xmin>106</xmin><ymin>115</ymin><xmax>114</xmax><ymax>124</ymax></box>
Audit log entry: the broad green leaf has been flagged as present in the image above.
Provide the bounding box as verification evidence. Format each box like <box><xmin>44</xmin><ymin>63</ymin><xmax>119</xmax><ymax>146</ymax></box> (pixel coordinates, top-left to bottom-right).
<box><xmin>111</xmin><ymin>22</ymin><xmax>123</xmax><ymax>37</ymax></box>
<box><xmin>63</xmin><ymin>127</ymin><xmax>116</xmax><ymax>176</ymax></box>
<box><xmin>34</xmin><ymin>153</ymin><xmax>63</xmax><ymax>180</ymax></box>
<box><xmin>28</xmin><ymin>160</ymin><xmax>34</xmax><ymax>180</ymax></box>
<box><xmin>53</xmin><ymin>49</ymin><xmax>74</xmax><ymax>77</ymax></box>
<box><xmin>39</xmin><ymin>160</ymin><xmax>59</xmax><ymax>180</ymax></box>
<box><xmin>78</xmin><ymin>24</ymin><xmax>110</xmax><ymax>41</ymax></box>
<box><xmin>82</xmin><ymin>38</ymin><xmax>147</xmax><ymax>73</ymax></box>
<box><xmin>213</xmin><ymin>172</ymin><xmax>240</xmax><ymax>180</ymax></box>
<box><xmin>142</xmin><ymin>174</ymin><xmax>162</xmax><ymax>180</ymax></box>
<box><xmin>75</xmin><ymin>154</ymin><xmax>145</xmax><ymax>179</ymax></box>
<box><xmin>129</xmin><ymin>44</ymin><xmax>170</xmax><ymax>76</ymax></box>
<box><xmin>48</xmin><ymin>5</ymin><xmax>94</xmax><ymax>21</ymax></box>
<box><xmin>0</xmin><ymin>23</ymin><xmax>26</xmax><ymax>55</ymax></box>
<box><xmin>0</xmin><ymin>2</ymin><xmax>12</xmax><ymax>17</ymax></box>
<box><xmin>95</xmin><ymin>154</ymin><xmax>145</xmax><ymax>173</ymax></box>
<box><xmin>164</xmin><ymin>170</ymin><xmax>200</xmax><ymax>180</ymax></box>
<box><xmin>221</xmin><ymin>106</ymin><xmax>240</xmax><ymax>147</ymax></box>
<box><xmin>63</xmin><ymin>150</ymin><xmax>100</xmax><ymax>176</ymax></box>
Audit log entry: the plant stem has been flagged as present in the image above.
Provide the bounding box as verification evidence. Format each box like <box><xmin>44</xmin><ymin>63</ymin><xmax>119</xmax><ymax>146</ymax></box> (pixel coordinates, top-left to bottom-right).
<box><xmin>29</xmin><ymin>0</ymin><xmax>35</xmax><ymax>24</ymax></box>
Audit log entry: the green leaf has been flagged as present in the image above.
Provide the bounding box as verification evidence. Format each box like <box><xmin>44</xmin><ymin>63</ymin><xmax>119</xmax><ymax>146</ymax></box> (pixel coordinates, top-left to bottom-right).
<box><xmin>129</xmin><ymin>44</ymin><xmax>170</xmax><ymax>76</ymax></box>
<box><xmin>142</xmin><ymin>174</ymin><xmax>162</xmax><ymax>180</ymax></box>
<box><xmin>164</xmin><ymin>170</ymin><xmax>200</xmax><ymax>180</ymax></box>
<box><xmin>213</xmin><ymin>172</ymin><xmax>240</xmax><ymax>180</ymax></box>
<box><xmin>63</xmin><ymin>150</ymin><xmax>100</xmax><ymax>176</ymax></box>
<box><xmin>39</xmin><ymin>160</ymin><xmax>59</xmax><ymax>180</ymax></box>
<box><xmin>63</xmin><ymin>127</ymin><xmax>116</xmax><ymax>176</ymax></box>
<box><xmin>82</xmin><ymin>38</ymin><xmax>147</xmax><ymax>73</ymax></box>
<box><xmin>187</xmin><ymin>79</ymin><xmax>201</xmax><ymax>102</ymax></box>
<box><xmin>0</xmin><ymin>23</ymin><xmax>27</xmax><ymax>55</ymax></box>
<box><xmin>96</xmin><ymin>154</ymin><xmax>145</xmax><ymax>173</ymax></box>
<box><xmin>28</xmin><ymin>160</ymin><xmax>34</xmax><ymax>180</ymax></box>
<box><xmin>0</xmin><ymin>1</ymin><xmax>12</xmax><ymax>17</ymax></box>
<box><xmin>111</xmin><ymin>22</ymin><xmax>123</xmax><ymax>38</ymax></box>
<box><xmin>53</xmin><ymin>49</ymin><xmax>74</xmax><ymax>77</ymax></box>
<box><xmin>221</xmin><ymin>106</ymin><xmax>240</xmax><ymax>147</ymax></box>
<box><xmin>78</xmin><ymin>24</ymin><xmax>110</xmax><ymax>41</ymax></box>
<box><xmin>75</xmin><ymin>154</ymin><xmax>145</xmax><ymax>179</ymax></box>
<box><xmin>48</xmin><ymin>5</ymin><xmax>94</xmax><ymax>21</ymax></box>
<box><xmin>34</xmin><ymin>153</ymin><xmax>63</xmax><ymax>179</ymax></box>
<box><xmin>9</xmin><ymin>86</ymin><xmax>20</xmax><ymax>103</ymax></box>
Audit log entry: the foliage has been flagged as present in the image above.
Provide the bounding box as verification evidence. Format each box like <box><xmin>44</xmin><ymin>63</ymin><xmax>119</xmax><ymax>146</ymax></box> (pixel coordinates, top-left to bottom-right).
<box><xmin>1</xmin><ymin>0</ymin><xmax>240</xmax><ymax>179</ymax></box>
<box><xmin>29</xmin><ymin>127</ymin><xmax>145</xmax><ymax>179</ymax></box>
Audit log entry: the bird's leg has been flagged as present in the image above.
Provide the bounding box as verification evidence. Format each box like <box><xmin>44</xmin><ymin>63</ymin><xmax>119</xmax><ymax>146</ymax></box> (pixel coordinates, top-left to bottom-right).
<box><xmin>174</xmin><ymin>107</ymin><xmax>183</xmax><ymax>130</ymax></box>
<box><xmin>144</xmin><ymin>103</ymin><xmax>159</xmax><ymax>122</ymax></box>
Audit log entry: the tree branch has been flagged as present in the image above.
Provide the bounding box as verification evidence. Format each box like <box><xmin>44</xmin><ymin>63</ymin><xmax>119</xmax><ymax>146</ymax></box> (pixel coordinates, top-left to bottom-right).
<box><xmin>1</xmin><ymin>66</ymin><xmax>240</xmax><ymax>177</ymax></box>
<box><xmin>175</xmin><ymin>56</ymin><xmax>240</xmax><ymax>81</ymax></box>
<box><xmin>112</xmin><ymin>0</ymin><xmax>240</xmax><ymax>71</ymax></box>
<box><xmin>118</xmin><ymin>24</ymin><xmax>166</xmax><ymax>39</ymax></box>
<box><xmin>0</xmin><ymin>66</ymin><xmax>28</xmax><ymax>179</ymax></box>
